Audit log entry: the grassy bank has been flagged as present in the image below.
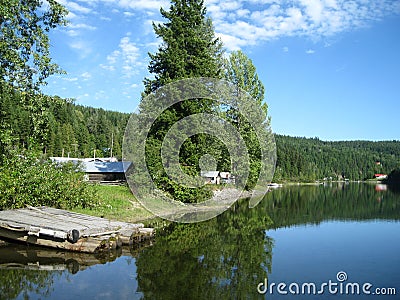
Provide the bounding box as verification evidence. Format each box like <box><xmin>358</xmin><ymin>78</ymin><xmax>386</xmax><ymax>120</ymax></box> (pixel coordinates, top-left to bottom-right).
<box><xmin>71</xmin><ymin>185</ymin><xmax>154</xmax><ymax>223</ymax></box>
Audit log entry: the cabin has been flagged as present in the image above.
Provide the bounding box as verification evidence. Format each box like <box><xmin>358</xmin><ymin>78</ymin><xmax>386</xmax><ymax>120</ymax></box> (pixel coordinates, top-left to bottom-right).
<box><xmin>201</xmin><ymin>171</ymin><xmax>220</xmax><ymax>184</ymax></box>
<box><xmin>200</xmin><ymin>171</ymin><xmax>235</xmax><ymax>185</ymax></box>
<box><xmin>83</xmin><ymin>161</ymin><xmax>132</xmax><ymax>182</ymax></box>
<box><xmin>50</xmin><ymin>157</ymin><xmax>132</xmax><ymax>183</ymax></box>
<box><xmin>374</xmin><ymin>174</ymin><xmax>388</xmax><ymax>180</ymax></box>
<box><xmin>219</xmin><ymin>172</ymin><xmax>233</xmax><ymax>184</ymax></box>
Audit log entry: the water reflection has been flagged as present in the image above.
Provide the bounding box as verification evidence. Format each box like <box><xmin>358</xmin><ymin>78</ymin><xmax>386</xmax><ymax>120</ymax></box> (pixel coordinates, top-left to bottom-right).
<box><xmin>0</xmin><ymin>183</ymin><xmax>399</xmax><ymax>299</ymax></box>
<box><xmin>135</xmin><ymin>183</ymin><xmax>400</xmax><ymax>299</ymax></box>
<box><xmin>136</xmin><ymin>201</ymin><xmax>274</xmax><ymax>299</ymax></box>
<box><xmin>0</xmin><ymin>242</ymin><xmax>150</xmax><ymax>299</ymax></box>
<box><xmin>261</xmin><ymin>183</ymin><xmax>400</xmax><ymax>228</ymax></box>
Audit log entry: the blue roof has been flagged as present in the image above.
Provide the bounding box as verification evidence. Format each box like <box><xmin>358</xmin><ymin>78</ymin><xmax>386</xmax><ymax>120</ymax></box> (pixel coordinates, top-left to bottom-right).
<box><xmin>82</xmin><ymin>161</ymin><xmax>132</xmax><ymax>173</ymax></box>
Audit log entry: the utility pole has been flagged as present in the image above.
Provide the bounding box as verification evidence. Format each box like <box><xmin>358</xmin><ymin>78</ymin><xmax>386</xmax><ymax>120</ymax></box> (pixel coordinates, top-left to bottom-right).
<box><xmin>110</xmin><ymin>132</ymin><xmax>114</xmax><ymax>158</ymax></box>
<box><xmin>71</xmin><ymin>143</ymin><xmax>78</xmax><ymax>158</ymax></box>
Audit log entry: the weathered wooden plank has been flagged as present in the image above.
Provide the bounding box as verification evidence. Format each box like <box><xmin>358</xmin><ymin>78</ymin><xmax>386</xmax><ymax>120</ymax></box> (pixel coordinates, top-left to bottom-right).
<box><xmin>0</xmin><ymin>206</ymin><xmax>154</xmax><ymax>253</ymax></box>
<box><xmin>0</xmin><ymin>207</ymin><xmax>144</xmax><ymax>235</ymax></box>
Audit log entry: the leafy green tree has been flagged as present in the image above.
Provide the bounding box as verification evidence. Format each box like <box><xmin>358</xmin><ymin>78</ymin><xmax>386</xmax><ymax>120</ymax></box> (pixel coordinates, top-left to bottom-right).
<box><xmin>223</xmin><ymin>50</ymin><xmax>273</xmax><ymax>189</ymax></box>
<box><xmin>224</xmin><ymin>50</ymin><xmax>268</xmax><ymax>117</ymax></box>
<box><xmin>0</xmin><ymin>0</ymin><xmax>68</xmax><ymax>91</ymax></box>
<box><xmin>0</xmin><ymin>0</ymin><xmax>68</xmax><ymax>157</ymax></box>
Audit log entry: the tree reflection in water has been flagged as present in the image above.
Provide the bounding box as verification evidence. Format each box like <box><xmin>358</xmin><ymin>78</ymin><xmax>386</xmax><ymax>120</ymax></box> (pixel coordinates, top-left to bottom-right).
<box><xmin>135</xmin><ymin>183</ymin><xmax>400</xmax><ymax>299</ymax></box>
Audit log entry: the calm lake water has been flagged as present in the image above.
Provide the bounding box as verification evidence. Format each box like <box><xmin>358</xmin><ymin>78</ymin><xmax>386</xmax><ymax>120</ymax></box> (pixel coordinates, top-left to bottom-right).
<box><xmin>1</xmin><ymin>183</ymin><xmax>399</xmax><ymax>299</ymax></box>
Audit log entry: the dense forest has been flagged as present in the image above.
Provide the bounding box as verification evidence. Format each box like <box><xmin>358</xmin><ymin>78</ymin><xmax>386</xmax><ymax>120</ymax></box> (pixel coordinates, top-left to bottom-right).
<box><xmin>2</xmin><ymin>86</ymin><xmax>399</xmax><ymax>183</ymax></box>
<box><xmin>274</xmin><ymin>135</ymin><xmax>400</xmax><ymax>182</ymax></box>
<box><xmin>0</xmin><ymin>86</ymin><xmax>129</xmax><ymax>159</ymax></box>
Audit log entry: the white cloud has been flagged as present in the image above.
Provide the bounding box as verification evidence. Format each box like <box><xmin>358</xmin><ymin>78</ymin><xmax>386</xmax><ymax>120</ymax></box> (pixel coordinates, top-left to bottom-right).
<box><xmin>57</xmin><ymin>0</ymin><xmax>91</xmax><ymax>14</ymax></box>
<box><xmin>69</xmin><ymin>40</ymin><xmax>92</xmax><ymax>58</ymax></box>
<box><xmin>63</xmin><ymin>77</ymin><xmax>79</xmax><ymax>82</ymax></box>
<box><xmin>283</xmin><ymin>46</ymin><xmax>289</xmax><ymax>52</ymax></box>
<box><xmin>68</xmin><ymin>23</ymin><xmax>97</xmax><ymax>30</ymax></box>
<box><xmin>124</xmin><ymin>11</ymin><xmax>135</xmax><ymax>17</ymax></box>
<box><xmin>107</xmin><ymin>50</ymin><xmax>120</xmax><ymax>65</ymax></box>
<box><xmin>100</xmin><ymin>16</ymin><xmax>112</xmax><ymax>21</ymax></box>
<box><xmin>81</xmin><ymin>72</ymin><xmax>92</xmax><ymax>80</ymax></box>
<box><xmin>113</xmin><ymin>0</ymin><xmax>169</xmax><ymax>11</ymax></box>
<box><xmin>306</xmin><ymin>49</ymin><xmax>315</xmax><ymax>54</ymax></box>
<box><xmin>100</xmin><ymin>35</ymin><xmax>144</xmax><ymax>77</ymax></box>
<box><xmin>204</xmin><ymin>0</ymin><xmax>400</xmax><ymax>50</ymax></box>
<box><xmin>65</xmin><ymin>23</ymin><xmax>96</xmax><ymax>36</ymax></box>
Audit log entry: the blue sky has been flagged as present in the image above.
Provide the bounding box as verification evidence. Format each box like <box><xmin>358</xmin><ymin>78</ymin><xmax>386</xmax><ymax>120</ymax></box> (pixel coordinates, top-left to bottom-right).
<box><xmin>42</xmin><ymin>0</ymin><xmax>400</xmax><ymax>141</ymax></box>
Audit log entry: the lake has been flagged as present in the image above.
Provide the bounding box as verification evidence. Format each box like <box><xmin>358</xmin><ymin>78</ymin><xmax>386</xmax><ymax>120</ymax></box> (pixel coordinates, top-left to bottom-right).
<box><xmin>1</xmin><ymin>183</ymin><xmax>399</xmax><ymax>299</ymax></box>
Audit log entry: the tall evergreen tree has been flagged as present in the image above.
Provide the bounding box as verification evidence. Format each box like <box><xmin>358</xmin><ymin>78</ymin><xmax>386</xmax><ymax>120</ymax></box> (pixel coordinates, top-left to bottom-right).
<box><xmin>143</xmin><ymin>0</ymin><xmax>223</xmax><ymax>95</ymax></box>
<box><xmin>136</xmin><ymin>0</ymin><xmax>224</xmax><ymax>203</ymax></box>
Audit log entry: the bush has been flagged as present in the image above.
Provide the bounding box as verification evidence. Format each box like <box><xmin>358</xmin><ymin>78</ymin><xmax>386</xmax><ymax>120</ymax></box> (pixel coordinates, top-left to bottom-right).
<box><xmin>385</xmin><ymin>168</ymin><xmax>400</xmax><ymax>193</ymax></box>
<box><xmin>0</xmin><ymin>151</ymin><xmax>98</xmax><ymax>210</ymax></box>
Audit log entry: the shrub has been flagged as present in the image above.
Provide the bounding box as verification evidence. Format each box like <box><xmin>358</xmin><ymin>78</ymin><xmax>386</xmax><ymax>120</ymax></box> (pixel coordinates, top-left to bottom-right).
<box><xmin>0</xmin><ymin>151</ymin><xmax>98</xmax><ymax>210</ymax></box>
<box><xmin>385</xmin><ymin>168</ymin><xmax>400</xmax><ymax>193</ymax></box>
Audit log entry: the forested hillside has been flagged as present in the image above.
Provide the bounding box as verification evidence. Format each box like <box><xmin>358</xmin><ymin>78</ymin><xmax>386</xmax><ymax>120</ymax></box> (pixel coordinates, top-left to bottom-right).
<box><xmin>2</xmin><ymin>84</ymin><xmax>399</xmax><ymax>181</ymax></box>
<box><xmin>274</xmin><ymin>135</ymin><xmax>400</xmax><ymax>182</ymax></box>
<box><xmin>1</xmin><ymin>85</ymin><xmax>129</xmax><ymax>159</ymax></box>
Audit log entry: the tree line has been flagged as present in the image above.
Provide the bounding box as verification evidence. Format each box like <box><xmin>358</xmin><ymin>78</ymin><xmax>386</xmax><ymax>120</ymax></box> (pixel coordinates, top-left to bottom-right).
<box><xmin>0</xmin><ymin>86</ymin><xmax>129</xmax><ymax>159</ymax></box>
<box><xmin>2</xmin><ymin>80</ymin><xmax>399</xmax><ymax>182</ymax></box>
<box><xmin>274</xmin><ymin>135</ymin><xmax>400</xmax><ymax>182</ymax></box>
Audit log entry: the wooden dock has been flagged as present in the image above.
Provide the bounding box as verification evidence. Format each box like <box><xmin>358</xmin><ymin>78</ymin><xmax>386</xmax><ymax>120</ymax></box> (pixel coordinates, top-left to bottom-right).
<box><xmin>0</xmin><ymin>206</ymin><xmax>154</xmax><ymax>253</ymax></box>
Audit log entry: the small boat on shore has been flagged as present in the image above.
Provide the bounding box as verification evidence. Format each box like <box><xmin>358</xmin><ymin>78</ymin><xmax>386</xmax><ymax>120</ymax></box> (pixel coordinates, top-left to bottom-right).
<box><xmin>268</xmin><ymin>183</ymin><xmax>283</xmax><ymax>188</ymax></box>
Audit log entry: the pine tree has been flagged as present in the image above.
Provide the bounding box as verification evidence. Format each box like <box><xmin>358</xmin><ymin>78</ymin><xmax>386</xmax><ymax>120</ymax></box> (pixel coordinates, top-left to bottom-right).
<box><xmin>136</xmin><ymin>0</ymin><xmax>224</xmax><ymax>203</ymax></box>
<box><xmin>143</xmin><ymin>0</ymin><xmax>223</xmax><ymax>95</ymax></box>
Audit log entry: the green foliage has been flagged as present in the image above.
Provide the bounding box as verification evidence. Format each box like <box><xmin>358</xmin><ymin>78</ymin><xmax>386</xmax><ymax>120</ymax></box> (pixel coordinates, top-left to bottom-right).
<box><xmin>138</xmin><ymin>0</ymin><xmax>224</xmax><ymax>203</ymax></box>
<box><xmin>0</xmin><ymin>151</ymin><xmax>98</xmax><ymax>210</ymax></box>
<box><xmin>223</xmin><ymin>50</ymin><xmax>273</xmax><ymax>190</ymax></box>
<box><xmin>274</xmin><ymin>135</ymin><xmax>400</xmax><ymax>182</ymax></box>
<box><xmin>384</xmin><ymin>168</ymin><xmax>400</xmax><ymax>193</ymax></box>
<box><xmin>0</xmin><ymin>83</ymin><xmax>129</xmax><ymax>159</ymax></box>
<box><xmin>143</xmin><ymin>0</ymin><xmax>223</xmax><ymax>94</ymax></box>
<box><xmin>224</xmin><ymin>50</ymin><xmax>268</xmax><ymax>116</ymax></box>
<box><xmin>0</xmin><ymin>0</ymin><xmax>68</xmax><ymax>159</ymax></box>
<box><xmin>0</xmin><ymin>268</ymin><xmax>62</xmax><ymax>299</ymax></box>
<box><xmin>0</xmin><ymin>0</ymin><xmax>68</xmax><ymax>91</ymax></box>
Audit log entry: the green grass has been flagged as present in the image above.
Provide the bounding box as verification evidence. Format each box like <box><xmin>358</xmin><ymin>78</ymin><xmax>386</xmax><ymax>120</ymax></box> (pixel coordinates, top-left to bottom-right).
<box><xmin>71</xmin><ymin>185</ymin><xmax>154</xmax><ymax>223</ymax></box>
